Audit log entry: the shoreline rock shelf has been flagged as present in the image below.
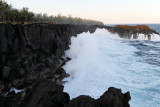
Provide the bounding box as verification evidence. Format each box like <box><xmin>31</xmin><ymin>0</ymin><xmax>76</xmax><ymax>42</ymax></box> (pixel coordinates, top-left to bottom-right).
<box><xmin>0</xmin><ymin>80</ymin><xmax>131</xmax><ymax>107</ymax></box>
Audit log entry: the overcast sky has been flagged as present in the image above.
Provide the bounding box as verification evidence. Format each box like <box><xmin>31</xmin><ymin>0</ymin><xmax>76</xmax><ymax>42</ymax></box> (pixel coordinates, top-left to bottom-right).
<box><xmin>5</xmin><ymin>0</ymin><xmax>160</xmax><ymax>24</ymax></box>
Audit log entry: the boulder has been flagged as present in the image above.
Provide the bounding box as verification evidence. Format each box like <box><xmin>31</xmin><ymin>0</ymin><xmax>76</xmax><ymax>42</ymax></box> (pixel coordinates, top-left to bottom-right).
<box><xmin>98</xmin><ymin>87</ymin><xmax>131</xmax><ymax>107</ymax></box>
<box><xmin>0</xmin><ymin>80</ymin><xmax>131</xmax><ymax>107</ymax></box>
<box><xmin>66</xmin><ymin>95</ymin><xmax>100</xmax><ymax>107</ymax></box>
<box><xmin>21</xmin><ymin>80</ymin><xmax>70</xmax><ymax>107</ymax></box>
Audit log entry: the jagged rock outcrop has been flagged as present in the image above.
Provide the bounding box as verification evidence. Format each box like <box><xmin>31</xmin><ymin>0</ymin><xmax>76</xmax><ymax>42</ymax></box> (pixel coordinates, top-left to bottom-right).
<box><xmin>0</xmin><ymin>23</ymin><xmax>97</xmax><ymax>82</ymax></box>
<box><xmin>1</xmin><ymin>23</ymin><xmax>157</xmax><ymax>107</ymax></box>
<box><xmin>0</xmin><ymin>80</ymin><xmax>131</xmax><ymax>107</ymax></box>
<box><xmin>97</xmin><ymin>87</ymin><xmax>131</xmax><ymax>107</ymax></box>
<box><xmin>5</xmin><ymin>24</ymin><xmax>160</xmax><ymax>107</ymax></box>
<box><xmin>0</xmin><ymin>24</ymin><xmax>157</xmax><ymax>83</ymax></box>
<box><xmin>0</xmin><ymin>23</ymin><xmax>99</xmax><ymax>103</ymax></box>
<box><xmin>21</xmin><ymin>80</ymin><xmax>70</xmax><ymax>107</ymax></box>
<box><xmin>106</xmin><ymin>25</ymin><xmax>159</xmax><ymax>39</ymax></box>
<box><xmin>66</xmin><ymin>95</ymin><xmax>100</xmax><ymax>107</ymax></box>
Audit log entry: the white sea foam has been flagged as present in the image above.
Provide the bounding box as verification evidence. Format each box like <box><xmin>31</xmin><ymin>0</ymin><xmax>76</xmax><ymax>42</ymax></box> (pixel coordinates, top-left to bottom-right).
<box><xmin>63</xmin><ymin>29</ymin><xmax>160</xmax><ymax>107</ymax></box>
<box><xmin>10</xmin><ymin>87</ymin><xmax>24</xmax><ymax>93</ymax></box>
<box><xmin>130</xmin><ymin>33</ymin><xmax>160</xmax><ymax>41</ymax></box>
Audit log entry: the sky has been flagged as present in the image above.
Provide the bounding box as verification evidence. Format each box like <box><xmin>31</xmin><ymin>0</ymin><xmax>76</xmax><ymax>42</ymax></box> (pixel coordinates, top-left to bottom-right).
<box><xmin>5</xmin><ymin>0</ymin><xmax>160</xmax><ymax>24</ymax></box>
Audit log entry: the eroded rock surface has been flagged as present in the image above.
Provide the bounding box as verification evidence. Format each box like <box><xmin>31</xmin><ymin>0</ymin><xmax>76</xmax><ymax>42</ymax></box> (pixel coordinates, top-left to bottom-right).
<box><xmin>98</xmin><ymin>87</ymin><xmax>131</xmax><ymax>107</ymax></box>
<box><xmin>3</xmin><ymin>24</ymin><xmax>158</xmax><ymax>107</ymax></box>
<box><xmin>21</xmin><ymin>80</ymin><xmax>70</xmax><ymax>107</ymax></box>
<box><xmin>0</xmin><ymin>80</ymin><xmax>131</xmax><ymax>107</ymax></box>
<box><xmin>0</xmin><ymin>24</ymin><xmax>97</xmax><ymax>82</ymax></box>
<box><xmin>106</xmin><ymin>25</ymin><xmax>159</xmax><ymax>39</ymax></box>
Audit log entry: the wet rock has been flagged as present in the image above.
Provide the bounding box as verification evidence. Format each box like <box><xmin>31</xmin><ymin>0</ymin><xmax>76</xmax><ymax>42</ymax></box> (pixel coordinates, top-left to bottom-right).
<box><xmin>66</xmin><ymin>57</ymin><xmax>71</xmax><ymax>61</ymax></box>
<box><xmin>0</xmin><ymin>24</ymin><xmax>98</xmax><ymax>82</ymax></box>
<box><xmin>0</xmin><ymin>91</ymin><xmax>23</xmax><ymax>107</ymax></box>
<box><xmin>54</xmin><ymin>74</ymin><xmax>61</xmax><ymax>79</ymax></box>
<box><xmin>0</xmin><ymin>82</ymin><xmax>4</xmax><ymax>94</ymax></box>
<box><xmin>8</xmin><ymin>90</ymin><xmax>16</xmax><ymax>96</ymax></box>
<box><xmin>1</xmin><ymin>83</ymin><xmax>12</xmax><ymax>93</ymax></box>
<box><xmin>2</xmin><ymin>66</ymin><xmax>11</xmax><ymax>79</ymax></box>
<box><xmin>56</xmin><ymin>79</ymin><xmax>63</xmax><ymax>85</ymax></box>
<box><xmin>124</xmin><ymin>92</ymin><xmax>131</xmax><ymax>101</ymax></box>
<box><xmin>0</xmin><ymin>80</ymin><xmax>131</xmax><ymax>107</ymax></box>
<box><xmin>66</xmin><ymin>95</ymin><xmax>100</xmax><ymax>107</ymax></box>
<box><xmin>107</xmin><ymin>25</ymin><xmax>159</xmax><ymax>39</ymax></box>
<box><xmin>66</xmin><ymin>73</ymin><xmax>70</xmax><ymax>77</ymax></box>
<box><xmin>57</xmin><ymin>68</ymin><xmax>68</xmax><ymax>78</ymax></box>
<box><xmin>66</xmin><ymin>87</ymin><xmax>131</xmax><ymax>107</ymax></box>
<box><xmin>98</xmin><ymin>87</ymin><xmax>131</xmax><ymax>107</ymax></box>
<box><xmin>21</xmin><ymin>79</ymin><xmax>70</xmax><ymax>107</ymax></box>
<box><xmin>50</xmin><ymin>78</ymin><xmax>56</xmax><ymax>82</ymax></box>
<box><xmin>0</xmin><ymin>24</ymin><xmax>132</xmax><ymax>107</ymax></box>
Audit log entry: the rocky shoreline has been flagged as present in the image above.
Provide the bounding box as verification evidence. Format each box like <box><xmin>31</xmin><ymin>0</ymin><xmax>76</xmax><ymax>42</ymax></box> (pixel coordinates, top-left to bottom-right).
<box><xmin>0</xmin><ymin>23</ymin><xmax>157</xmax><ymax>107</ymax></box>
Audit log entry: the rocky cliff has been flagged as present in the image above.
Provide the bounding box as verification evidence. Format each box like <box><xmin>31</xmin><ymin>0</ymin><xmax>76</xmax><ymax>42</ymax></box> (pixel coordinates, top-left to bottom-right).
<box><xmin>0</xmin><ymin>24</ymin><xmax>157</xmax><ymax>82</ymax></box>
<box><xmin>0</xmin><ymin>23</ymin><xmax>158</xmax><ymax>107</ymax></box>
<box><xmin>0</xmin><ymin>23</ymin><xmax>97</xmax><ymax>82</ymax></box>
<box><xmin>0</xmin><ymin>79</ymin><xmax>131</xmax><ymax>107</ymax></box>
<box><xmin>106</xmin><ymin>25</ymin><xmax>159</xmax><ymax>39</ymax></box>
<box><xmin>6</xmin><ymin>24</ymin><xmax>160</xmax><ymax>107</ymax></box>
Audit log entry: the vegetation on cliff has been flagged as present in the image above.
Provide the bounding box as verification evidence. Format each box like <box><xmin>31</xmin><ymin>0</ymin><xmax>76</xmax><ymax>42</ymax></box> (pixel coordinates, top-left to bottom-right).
<box><xmin>0</xmin><ymin>0</ymin><xmax>103</xmax><ymax>25</ymax></box>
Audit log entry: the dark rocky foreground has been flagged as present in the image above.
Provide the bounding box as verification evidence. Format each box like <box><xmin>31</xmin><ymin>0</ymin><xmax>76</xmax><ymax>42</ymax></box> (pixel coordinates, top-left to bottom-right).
<box><xmin>0</xmin><ymin>23</ymin><xmax>157</xmax><ymax>107</ymax></box>
<box><xmin>0</xmin><ymin>79</ymin><xmax>131</xmax><ymax>107</ymax></box>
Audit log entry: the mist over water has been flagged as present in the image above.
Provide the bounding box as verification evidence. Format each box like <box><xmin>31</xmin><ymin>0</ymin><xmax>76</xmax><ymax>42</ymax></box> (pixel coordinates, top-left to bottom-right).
<box><xmin>63</xmin><ymin>29</ymin><xmax>160</xmax><ymax>107</ymax></box>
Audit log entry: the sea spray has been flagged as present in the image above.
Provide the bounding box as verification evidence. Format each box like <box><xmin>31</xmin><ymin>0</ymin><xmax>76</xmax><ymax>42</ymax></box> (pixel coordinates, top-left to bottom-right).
<box><xmin>63</xmin><ymin>29</ymin><xmax>160</xmax><ymax>107</ymax></box>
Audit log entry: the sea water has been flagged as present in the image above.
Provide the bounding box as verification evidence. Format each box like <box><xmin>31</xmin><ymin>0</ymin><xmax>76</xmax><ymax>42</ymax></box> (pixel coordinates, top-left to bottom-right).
<box><xmin>63</xmin><ymin>28</ymin><xmax>160</xmax><ymax>107</ymax></box>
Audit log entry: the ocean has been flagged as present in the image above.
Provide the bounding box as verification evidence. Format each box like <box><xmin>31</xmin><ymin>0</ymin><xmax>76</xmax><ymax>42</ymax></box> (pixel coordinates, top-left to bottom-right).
<box><xmin>148</xmin><ymin>24</ymin><xmax>160</xmax><ymax>34</ymax></box>
<box><xmin>63</xmin><ymin>24</ymin><xmax>160</xmax><ymax>107</ymax></box>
